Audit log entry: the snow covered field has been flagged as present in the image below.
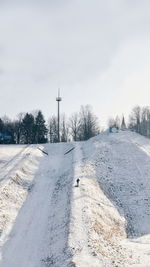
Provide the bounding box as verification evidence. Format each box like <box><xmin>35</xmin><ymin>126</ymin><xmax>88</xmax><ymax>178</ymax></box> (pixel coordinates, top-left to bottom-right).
<box><xmin>0</xmin><ymin>131</ymin><xmax>150</xmax><ymax>266</ymax></box>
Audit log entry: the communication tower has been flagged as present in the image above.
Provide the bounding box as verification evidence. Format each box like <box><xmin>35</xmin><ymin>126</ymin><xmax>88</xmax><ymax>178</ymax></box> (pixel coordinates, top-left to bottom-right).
<box><xmin>56</xmin><ymin>89</ymin><xmax>62</xmax><ymax>142</ymax></box>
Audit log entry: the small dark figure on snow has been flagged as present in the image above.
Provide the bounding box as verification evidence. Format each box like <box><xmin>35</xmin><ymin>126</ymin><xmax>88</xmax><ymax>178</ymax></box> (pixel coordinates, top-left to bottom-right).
<box><xmin>76</xmin><ymin>178</ymin><xmax>80</xmax><ymax>187</ymax></box>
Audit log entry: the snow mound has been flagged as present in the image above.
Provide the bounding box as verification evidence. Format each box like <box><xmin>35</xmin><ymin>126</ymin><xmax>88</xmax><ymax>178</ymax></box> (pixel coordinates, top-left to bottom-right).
<box><xmin>70</xmin><ymin>130</ymin><xmax>150</xmax><ymax>266</ymax></box>
<box><xmin>0</xmin><ymin>132</ymin><xmax>150</xmax><ymax>267</ymax></box>
<box><xmin>0</xmin><ymin>145</ymin><xmax>43</xmax><ymax>248</ymax></box>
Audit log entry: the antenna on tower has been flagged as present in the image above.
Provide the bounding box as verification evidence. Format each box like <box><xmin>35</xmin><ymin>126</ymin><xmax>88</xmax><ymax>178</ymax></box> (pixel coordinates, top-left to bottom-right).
<box><xmin>56</xmin><ymin>89</ymin><xmax>62</xmax><ymax>142</ymax></box>
<box><xmin>56</xmin><ymin>88</ymin><xmax>62</xmax><ymax>102</ymax></box>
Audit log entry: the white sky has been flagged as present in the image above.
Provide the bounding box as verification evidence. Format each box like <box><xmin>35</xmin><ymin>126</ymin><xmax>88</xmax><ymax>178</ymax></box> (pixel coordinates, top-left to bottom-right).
<box><xmin>0</xmin><ymin>0</ymin><xmax>150</xmax><ymax>127</ymax></box>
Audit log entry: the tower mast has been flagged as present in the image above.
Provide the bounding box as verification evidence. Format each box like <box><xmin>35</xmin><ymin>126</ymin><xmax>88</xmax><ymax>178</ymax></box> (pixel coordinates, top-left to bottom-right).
<box><xmin>56</xmin><ymin>89</ymin><xmax>62</xmax><ymax>142</ymax></box>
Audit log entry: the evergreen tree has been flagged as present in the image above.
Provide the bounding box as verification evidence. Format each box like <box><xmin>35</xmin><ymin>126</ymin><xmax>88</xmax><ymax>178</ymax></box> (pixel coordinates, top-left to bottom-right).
<box><xmin>22</xmin><ymin>113</ymin><xmax>35</xmax><ymax>144</ymax></box>
<box><xmin>0</xmin><ymin>118</ymin><xmax>4</xmax><ymax>132</ymax></box>
<box><xmin>34</xmin><ymin>111</ymin><xmax>48</xmax><ymax>143</ymax></box>
<box><xmin>121</xmin><ymin>116</ymin><xmax>126</xmax><ymax>130</ymax></box>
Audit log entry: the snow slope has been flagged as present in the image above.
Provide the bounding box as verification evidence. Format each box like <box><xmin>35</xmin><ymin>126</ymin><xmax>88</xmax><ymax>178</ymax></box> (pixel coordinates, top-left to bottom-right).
<box><xmin>75</xmin><ymin>131</ymin><xmax>150</xmax><ymax>266</ymax></box>
<box><xmin>0</xmin><ymin>131</ymin><xmax>150</xmax><ymax>266</ymax></box>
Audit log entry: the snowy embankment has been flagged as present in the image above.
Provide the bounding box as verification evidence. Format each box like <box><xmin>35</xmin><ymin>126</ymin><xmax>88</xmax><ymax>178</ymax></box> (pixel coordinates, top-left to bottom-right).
<box><xmin>0</xmin><ymin>131</ymin><xmax>150</xmax><ymax>266</ymax></box>
<box><xmin>68</xmin><ymin>131</ymin><xmax>150</xmax><ymax>266</ymax></box>
<box><xmin>0</xmin><ymin>145</ymin><xmax>42</xmax><ymax>247</ymax></box>
<box><xmin>0</xmin><ymin>142</ymin><xmax>75</xmax><ymax>267</ymax></box>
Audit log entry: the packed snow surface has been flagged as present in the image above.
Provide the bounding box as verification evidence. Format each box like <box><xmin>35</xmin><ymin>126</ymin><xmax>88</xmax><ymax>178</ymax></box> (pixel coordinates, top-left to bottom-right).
<box><xmin>0</xmin><ymin>131</ymin><xmax>150</xmax><ymax>266</ymax></box>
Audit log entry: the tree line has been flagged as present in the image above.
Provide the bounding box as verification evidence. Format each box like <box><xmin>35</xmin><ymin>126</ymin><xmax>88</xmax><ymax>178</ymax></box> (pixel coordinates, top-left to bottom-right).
<box><xmin>49</xmin><ymin>105</ymin><xmax>100</xmax><ymax>143</ymax></box>
<box><xmin>129</xmin><ymin>105</ymin><xmax>150</xmax><ymax>137</ymax></box>
<box><xmin>108</xmin><ymin>115</ymin><xmax>126</xmax><ymax>131</ymax></box>
<box><xmin>0</xmin><ymin>105</ymin><xmax>100</xmax><ymax>144</ymax></box>
<box><xmin>107</xmin><ymin>105</ymin><xmax>150</xmax><ymax>139</ymax></box>
<box><xmin>0</xmin><ymin>111</ymin><xmax>48</xmax><ymax>144</ymax></box>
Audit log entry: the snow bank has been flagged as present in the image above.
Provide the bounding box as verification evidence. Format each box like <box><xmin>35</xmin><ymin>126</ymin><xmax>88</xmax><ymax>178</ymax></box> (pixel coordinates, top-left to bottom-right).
<box><xmin>68</xmin><ymin>142</ymin><xmax>134</xmax><ymax>266</ymax></box>
<box><xmin>0</xmin><ymin>131</ymin><xmax>150</xmax><ymax>267</ymax></box>
<box><xmin>0</xmin><ymin>145</ymin><xmax>43</xmax><ymax>249</ymax></box>
<box><xmin>76</xmin><ymin>130</ymin><xmax>150</xmax><ymax>266</ymax></box>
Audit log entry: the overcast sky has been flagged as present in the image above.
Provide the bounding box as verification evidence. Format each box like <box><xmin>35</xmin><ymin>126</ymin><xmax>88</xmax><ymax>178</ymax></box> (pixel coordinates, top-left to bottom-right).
<box><xmin>0</xmin><ymin>0</ymin><xmax>150</xmax><ymax>127</ymax></box>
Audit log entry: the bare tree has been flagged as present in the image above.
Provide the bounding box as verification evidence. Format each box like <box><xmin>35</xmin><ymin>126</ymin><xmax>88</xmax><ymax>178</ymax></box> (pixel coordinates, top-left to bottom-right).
<box><xmin>131</xmin><ymin>106</ymin><xmax>141</xmax><ymax>133</ymax></box>
<box><xmin>140</xmin><ymin>106</ymin><xmax>150</xmax><ymax>136</ymax></box>
<box><xmin>60</xmin><ymin>115</ymin><xmax>69</xmax><ymax>142</ymax></box>
<box><xmin>147</xmin><ymin>108</ymin><xmax>150</xmax><ymax>137</ymax></box>
<box><xmin>108</xmin><ymin>116</ymin><xmax>120</xmax><ymax>128</ymax></box>
<box><xmin>79</xmin><ymin>105</ymin><xmax>100</xmax><ymax>140</ymax></box>
<box><xmin>69</xmin><ymin>112</ymin><xmax>81</xmax><ymax>141</ymax></box>
<box><xmin>49</xmin><ymin>115</ymin><xmax>58</xmax><ymax>143</ymax></box>
<box><xmin>115</xmin><ymin>115</ymin><xmax>120</xmax><ymax>128</ymax></box>
<box><xmin>129</xmin><ymin>105</ymin><xmax>150</xmax><ymax>138</ymax></box>
<box><xmin>13</xmin><ymin>112</ymin><xmax>25</xmax><ymax>144</ymax></box>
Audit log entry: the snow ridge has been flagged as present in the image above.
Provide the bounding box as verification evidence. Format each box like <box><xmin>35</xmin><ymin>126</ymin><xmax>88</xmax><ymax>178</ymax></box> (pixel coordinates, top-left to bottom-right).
<box><xmin>0</xmin><ymin>132</ymin><xmax>150</xmax><ymax>266</ymax></box>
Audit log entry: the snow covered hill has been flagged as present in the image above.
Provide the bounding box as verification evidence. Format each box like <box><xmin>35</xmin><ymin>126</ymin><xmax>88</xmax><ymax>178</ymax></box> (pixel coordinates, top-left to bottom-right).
<box><xmin>0</xmin><ymin>131</ymin><xmax>150</xmax><ymax>267</ymax></box>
